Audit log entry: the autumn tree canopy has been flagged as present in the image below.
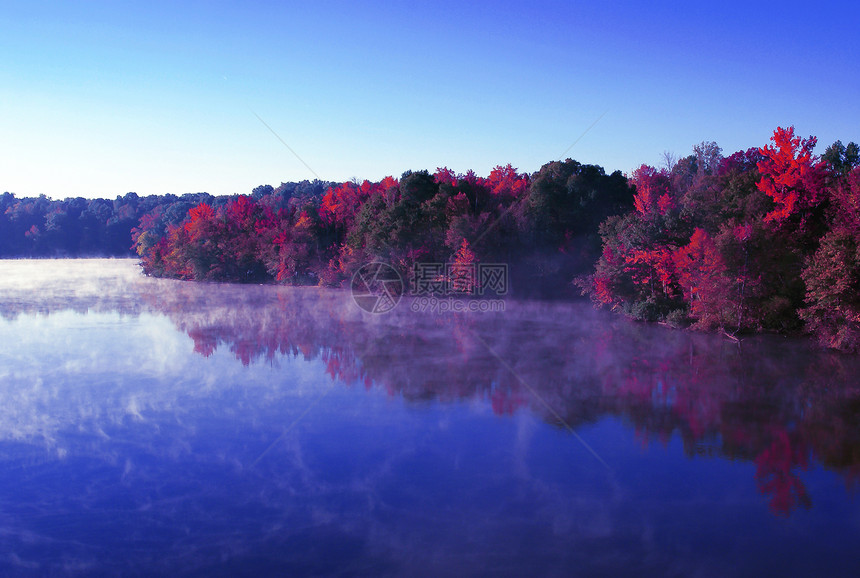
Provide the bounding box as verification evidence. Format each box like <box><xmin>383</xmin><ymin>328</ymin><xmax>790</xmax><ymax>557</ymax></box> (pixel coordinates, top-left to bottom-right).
<box><xmin>4</xmin><ymin>126</ymin><xmax>858</xmax><ymax>352</ymax></box>
<box><xmin>586</xmin><ymin>126</ymin><xmax>860</xmax><ymax>352</ymax></box>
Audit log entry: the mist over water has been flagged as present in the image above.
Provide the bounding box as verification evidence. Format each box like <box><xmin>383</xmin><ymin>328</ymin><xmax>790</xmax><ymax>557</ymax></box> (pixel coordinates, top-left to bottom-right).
<box><xmin>0</xmin><ymin>259</ymin><xmax>858</xmax><ymax>576</ymax></box>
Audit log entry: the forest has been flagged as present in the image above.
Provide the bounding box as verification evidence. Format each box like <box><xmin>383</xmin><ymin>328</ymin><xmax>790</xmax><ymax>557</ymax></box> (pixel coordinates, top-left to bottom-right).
<box><xmin>2</xmin><ymin>127</ymin><xmax>858</xmax><ymax>351</ymax></box>
<box><xmin>0</xmin><ymin>180</ymin><xmax>331</xmax><ymax>259</ymax></box>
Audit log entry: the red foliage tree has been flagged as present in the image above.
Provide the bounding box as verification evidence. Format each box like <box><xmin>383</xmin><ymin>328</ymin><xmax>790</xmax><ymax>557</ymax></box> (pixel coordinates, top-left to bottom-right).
<box><xmin>757</xmin><ymin>126</ymin><xmax>825</xmax><ymax>223</ymax></box>
<box><xmin>449</xmin><ymin>238</ymin><xmax>479</xmax><ymax>294</ymax></box>
<box><xmin>672</xmin><ymin>228</ymin><xmax>734</xmax><ymax>330</ymax></box>
<box><xmin>625</xmin><ymin>246</ymin><xmax>677</xmax><ymax>298</ymax></box>
<box><xmin>486</xmin><ymin>164</ymin><xmax>529</xmax><ymax>200</ymax></box>
<box><xmin>319</xmin><ymin>182</ymin><xmax>371</xmax><ymax>237</ymax></box>
<box><xmin>630</xmin><ymin>165</ymin><xmax>672</xmax><ymax>216</ymax></box>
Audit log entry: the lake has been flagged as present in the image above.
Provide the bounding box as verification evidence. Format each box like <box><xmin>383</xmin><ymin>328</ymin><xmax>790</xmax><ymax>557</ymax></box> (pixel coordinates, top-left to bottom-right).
<box><xmin>0</xmin><ymin>259</ymin><xmax>858</xmax><ymax>576</ymax></box>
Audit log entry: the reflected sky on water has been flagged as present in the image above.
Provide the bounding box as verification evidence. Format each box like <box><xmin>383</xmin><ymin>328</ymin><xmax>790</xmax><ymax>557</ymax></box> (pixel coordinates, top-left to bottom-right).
<box><xmin>0</xmin><ymin>259</ymin><xmax>858</xmax><ymax>576</ymax></box>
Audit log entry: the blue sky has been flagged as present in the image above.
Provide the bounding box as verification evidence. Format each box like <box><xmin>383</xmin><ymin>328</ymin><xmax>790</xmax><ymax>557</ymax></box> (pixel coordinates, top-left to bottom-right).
<box><xmin>1</xmin><ymin>0</ymin><xmax>858</xmax><ymax>199</ymax></box>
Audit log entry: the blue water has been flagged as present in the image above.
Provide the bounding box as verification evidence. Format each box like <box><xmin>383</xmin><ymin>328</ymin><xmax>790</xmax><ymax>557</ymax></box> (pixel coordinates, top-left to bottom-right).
<box><xmin>0</xmin><ymin>259</ymin><xmax>857</xmax><ymax>576</ymax></box>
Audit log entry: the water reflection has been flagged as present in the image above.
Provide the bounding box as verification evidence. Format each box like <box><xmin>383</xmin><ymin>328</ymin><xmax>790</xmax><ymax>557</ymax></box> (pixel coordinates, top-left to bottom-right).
<box><xmin>0</xmin><ymin>260</ymin><xmax>859</xmax><ymax>575</ymax></box>
<box><xmin>131</xmin><ymin>278</ymin><xmax>860</xmax><ymax>517</ymax></box>
<box><xmin>3</xmin><ymin>260</ymin><xmax>857</xmax><ymax>517</ymax></box>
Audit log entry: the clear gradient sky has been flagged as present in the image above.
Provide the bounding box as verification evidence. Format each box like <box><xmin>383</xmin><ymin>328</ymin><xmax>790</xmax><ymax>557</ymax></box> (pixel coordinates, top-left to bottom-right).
<box><xmin>2</xmin><ymin>0</ymin><xmax>858</xmax><ymax>199</ymax></box>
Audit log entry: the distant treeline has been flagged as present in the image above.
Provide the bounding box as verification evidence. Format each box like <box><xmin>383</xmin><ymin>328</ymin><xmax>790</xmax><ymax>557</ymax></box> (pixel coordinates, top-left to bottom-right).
<box><xmin>3</xmin><ymin>127</ymin><xmax>859</xmax><ymax>351</ymax></box>
<box><xmin>0</xmin><ymin>181</ymin><xmax>332</xmax><ymax>258</ymax></box>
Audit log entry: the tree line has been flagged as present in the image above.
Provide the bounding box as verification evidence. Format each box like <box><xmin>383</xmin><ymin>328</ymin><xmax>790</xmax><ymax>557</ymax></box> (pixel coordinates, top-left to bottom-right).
<box><xmin>0</xmin><ymin>181</ymin><xmax>331</xmax><ymax>259</ymax></box>
<box><xmin>130</xmin><ymin>161</ymin><xmax>632</xmax><ymax>296</ymax></box>
<box><xmin>587</xmin><ymin>128</ymin><xmax>859</xmax><ymax>352</ymax></box>
<box><xmin>3</xmin><ymin>127</ymin><xmax>858</xmax><ymax>351</ymax></box>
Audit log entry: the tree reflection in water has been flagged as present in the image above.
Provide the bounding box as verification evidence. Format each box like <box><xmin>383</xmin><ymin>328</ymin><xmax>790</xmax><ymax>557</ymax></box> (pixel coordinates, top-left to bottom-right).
<box><xmin>135</xmin><ymin>278</ymin><xmax>860</xmax><ymax>517</ymax></box>
<box><xmin>0</xmin><ymin>259</ymin><xmax>857</xmax><ymax>518</ymax></box>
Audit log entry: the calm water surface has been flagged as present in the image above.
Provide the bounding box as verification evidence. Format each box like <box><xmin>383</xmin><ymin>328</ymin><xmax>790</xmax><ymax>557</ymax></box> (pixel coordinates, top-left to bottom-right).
<box><xmin>0</xmin><ymin>259</ymin><xmax>858</xmax><ymax>576</ymax></box>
